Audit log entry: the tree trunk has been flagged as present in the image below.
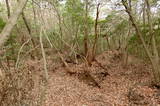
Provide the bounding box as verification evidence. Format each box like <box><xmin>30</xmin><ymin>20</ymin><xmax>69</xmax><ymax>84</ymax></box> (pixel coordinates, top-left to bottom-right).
<box><xmin>92</xmin><ymin>3</ymin><xmax>100</xmax><ymax>60</ymax></box>
<box><xmin>143</xmin><ymin>2</ymin><xmax>146</xmax><ymax>27</ymax></box>
<box><xmin>145</xmin><ymin>0</ymin><xmax>160</xmax><ymax>83</ymax></box>
<box><xmin>21</xmin><ymin>12</ymin><xmax>36</xmax><ymax>47</ymax></box>
<box><xmin>5</xmin><ymin>0</ymin><xmax>10</xmax><ymax>18</ymax></box>
<box><xmin>0</xmin><ymin>0</ymin><xmax>28</xmax><ymax>47</ymax></box>
<box><xmin>122</xmin><ymin>0</ymin><xmax>160</xmax><ymax>84</ymax></box>
<box><xmin>122</xmin><ymin>0</ymin><xmax>131</xmax><ymax>67</ymax></box>
<box><xmin>84</xmin><ymin>0</ymin><xmax>89</xmax><ymax>56</ymax></box>
<box><xmin>52</xmin><ymin>0</ymin><xmax>63</xmax><ymax>49</ymax></box>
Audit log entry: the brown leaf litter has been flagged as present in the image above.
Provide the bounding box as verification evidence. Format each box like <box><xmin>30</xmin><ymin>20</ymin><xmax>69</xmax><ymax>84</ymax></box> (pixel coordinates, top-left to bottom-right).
<box><xmin>25</xmin><ymin>50</ymin><xmax>160</xmax><ymax>106</ymax></box>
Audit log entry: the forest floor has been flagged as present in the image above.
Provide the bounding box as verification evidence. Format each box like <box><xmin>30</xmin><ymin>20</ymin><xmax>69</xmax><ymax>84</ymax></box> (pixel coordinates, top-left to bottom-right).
<box><xmin>26</xmin><ymin>50</ymin><xmax>160</xmax><ymax>106</ymax></box>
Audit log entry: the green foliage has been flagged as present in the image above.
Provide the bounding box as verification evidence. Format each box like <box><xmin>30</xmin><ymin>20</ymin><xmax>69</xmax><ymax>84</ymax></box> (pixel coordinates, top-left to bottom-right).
<box><xmin>0</xmin><ymin>17</ymin><xmax>6</xmax><ymax>31</ymax></box>
<box><xmin>85</xmin><ymin>16</ymin><xmax>94</xmax><ymax>31</ymax></box>
<box><xmin>63</xmin><ymin>0</ymin><xmax>95</xmax><ymax>33</ymax></box>
<box><xmin>98</xmin><ymin>15</ymin><xmax>115</xmax><ymax>33</ymax></box>
<box><xmin>113</xmin><ymin>20</ymin><xmax>128</xmax><ymax>34</ymax></box>
<box><xmin>64</xmin><ymin>0</ymin><xmax>84</xmax><ymax>24</ymax></box>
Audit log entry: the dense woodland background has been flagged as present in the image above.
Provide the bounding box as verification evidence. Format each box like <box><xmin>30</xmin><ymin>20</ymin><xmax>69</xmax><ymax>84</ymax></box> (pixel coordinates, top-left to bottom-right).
<box><xmin>0</xmin><ymin>0</ymin><xmax>160</xmax><ymax>105</ymax></box>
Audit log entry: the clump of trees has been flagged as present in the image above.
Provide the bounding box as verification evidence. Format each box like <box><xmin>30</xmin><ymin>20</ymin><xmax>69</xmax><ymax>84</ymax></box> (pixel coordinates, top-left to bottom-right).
<box><xmin>0</xmin><ymin>0</ymin><xmax>160</xmax><ymax>105</ymax></box>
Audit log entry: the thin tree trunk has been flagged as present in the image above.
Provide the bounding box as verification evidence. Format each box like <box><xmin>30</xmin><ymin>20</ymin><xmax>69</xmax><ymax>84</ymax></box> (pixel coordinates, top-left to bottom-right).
<box><xmin>92</xmin><ymin>3</ymin><xmax>100</xmax><ymax>60</ymax></box>
<box><xmin>52</xmin><ymin>1</ymin><xmax>63</xmax><ymax>49</ymax></box>
<box><xmin>84</xmin><ymin>0</ymin><xmax>89</xmax><ymax>56</ymax></box>
<box><xmin>21</xmin><ymin>12</ymin><xmax>36</xmax><ymax>48</ymax></box>
<box><xmin>143</xmin><ymin>2</ymin><xmax>146</xmax><ymax>27</ymax></box>
<box><xmin>17</xmin><ymin>0</ymin><xmax>36</xmax><ymax>48</ymax></box>
<box><xmin>122</xmin><ymin>0</ymin><xmax>131</xmax><ymax>67</ymax></box>
<box><xmin>106</xmin><ymin>35</ymin><xmax>111</xmax><ymax>49</ymax></box>
<box><xmin>0</xmin><ymin>0</ymin><xmax>28</xmax><ymax>47</ymax></box>
<box><xmin>145</xmin><ymin>0</ymin><xmax>159</xmax><ymax>62</ymax></box>
<box><xmin>5</xmin><ymin>0</ymin><xmax>10</xmax><ymax>18</ymax></box>
<box><xmin>31</xmin><ymin>0</ymin><xmax>39</xmax><ymax>35</ymax></box>
<box><xmin>122</xmin><ymin>23</ymin><xmax>130</xmax><ymax>67</ymax></box>
<box><xmin>40</xmin><ymin>28</ymin><xmax>49</xmax><ymax>81</ymax></box>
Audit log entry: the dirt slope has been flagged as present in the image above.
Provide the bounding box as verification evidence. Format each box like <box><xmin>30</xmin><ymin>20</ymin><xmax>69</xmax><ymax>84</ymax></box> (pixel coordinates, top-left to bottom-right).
<box><xmin>28</xmin><ymin>51</ymin><xmax>160</xmax><ymax>106</ymax></box>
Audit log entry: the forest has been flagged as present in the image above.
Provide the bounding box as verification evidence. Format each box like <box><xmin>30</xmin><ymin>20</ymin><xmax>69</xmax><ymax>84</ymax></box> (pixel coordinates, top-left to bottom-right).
<box><xmin>0</xmin><ymin>0</ymin><xmax>160</xmax><ymax>105</ymax></box>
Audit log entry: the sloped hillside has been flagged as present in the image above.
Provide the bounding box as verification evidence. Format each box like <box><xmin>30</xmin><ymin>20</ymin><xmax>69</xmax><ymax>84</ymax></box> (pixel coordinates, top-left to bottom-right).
<box><xmin>38</xmin><ymin>51</ymin><xmax>160</xmax><ymax>106</ymax></box>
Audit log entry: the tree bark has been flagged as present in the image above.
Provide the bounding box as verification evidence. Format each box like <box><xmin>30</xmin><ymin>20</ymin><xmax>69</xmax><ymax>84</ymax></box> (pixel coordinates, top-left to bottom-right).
<box><xmin>0</xmin><ymin>0</ymin><xmax>28</xmax><ymax>47</ymax></box>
